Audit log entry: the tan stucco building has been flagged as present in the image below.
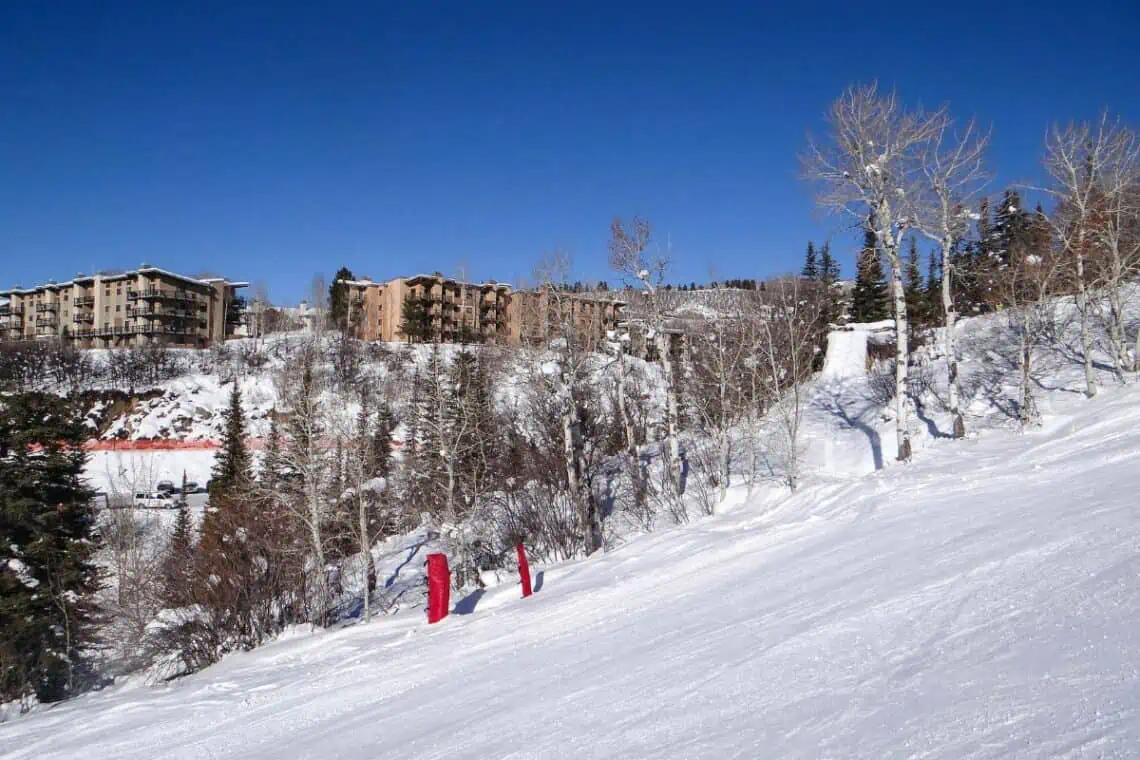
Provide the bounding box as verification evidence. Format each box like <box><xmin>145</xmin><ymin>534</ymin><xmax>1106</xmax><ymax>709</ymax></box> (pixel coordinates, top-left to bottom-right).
<box><xmin>336</xmin><ymin>273</ymin><xmax>623</xmax><ymax>346</ymax></box>
<box><xmin>0</xmin><ymin>267</ymin><xmax>247</xmax><ymax>348</ymax></box>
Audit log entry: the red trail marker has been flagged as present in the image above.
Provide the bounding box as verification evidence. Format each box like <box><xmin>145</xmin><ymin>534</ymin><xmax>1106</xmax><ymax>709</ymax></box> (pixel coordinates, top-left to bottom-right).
<box><xmin>516</xmin><ymin>543</ymin><xmax>532</xmax><ymax>598</ymax></box>
<box><xmin>426</xmin><ymin>553</ymin><xmax>450</xmax><ymax>624</ymax></box>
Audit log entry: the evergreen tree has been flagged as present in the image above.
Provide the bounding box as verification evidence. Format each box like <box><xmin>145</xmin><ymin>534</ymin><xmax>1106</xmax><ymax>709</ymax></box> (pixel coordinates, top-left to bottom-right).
<box><xmin>991</xmin><ymin>189</ymin><xmax>1031</xmax><ymax>268</ymax></box>
<box><xmin>952</xmin><ymin>198</ymin><xmax>993</xmax><ymax>315</ymax></box>
<box><xmin>850</xmin><ymin>217</ymin><xmax>890</xmax><ymax>322</ymax></box>
<box><xmin>201</xmin><ymin>380</ymin><xmax>254</xmax><ymax>558</ymax></box>
<box><xmin>925</xmin><ymin>250</ymin><xmax>942</xmax><ymax>325</ymax></box>
<box><xmin>399</xmin><ymin>293</ymin><xmax>435</xmax><ymax>343</ymax></box>
<box><xmin>819</xmin><ymin>242</ymin><xmax>840</xmax><ymax>285</ymax></box>
<box><xmin>328</xmin><ymin>266</ymin><xmax>355</xmax><ymax>332</ymax></box>
<box><xmin>447</xmin><ymin>350</ymin><xmax>498</xmax><ymax>510</ymax></box>
<box><xmin>209</xmin><ymin>381</ymin><xmax>253</xmax><ymax>496</ymax></box>
<box><xmin>372</xmin><ymin>402</ymin><xmax>395</xmax><ymax>479</ymax></box>
<box><xmin>261</xmin><ymin>415</ymin><xmax>283</xmax><ymax>491</ymax></box>
<box><xmin>0</xmin><ymin>393</ymin><xmax>101</xmax><ymax>703</ymax></box>
<box><xmin>161</xmin><ymin>505</ymin><xmax>195</xmax><ymax>607</ymax></box>
<box><xmin>802</xmin><ymin>242</ymin><xmax>819</xmax><ymax>280</ymax></box>
<box><xmin>904</xmin><ymin>237</ymin><xmax>925</xmax><ymax>327</ymax></box>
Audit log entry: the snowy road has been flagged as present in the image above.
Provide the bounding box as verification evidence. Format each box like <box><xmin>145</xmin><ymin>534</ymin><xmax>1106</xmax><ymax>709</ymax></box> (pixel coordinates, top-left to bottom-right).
<box><xmin>4</xmin><ymin>390</ymin><xmax>1140</xmax><ymax>758</ymax></box>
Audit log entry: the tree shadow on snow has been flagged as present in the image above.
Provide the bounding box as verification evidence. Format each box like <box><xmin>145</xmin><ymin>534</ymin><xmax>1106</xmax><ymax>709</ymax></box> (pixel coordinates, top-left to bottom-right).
<box><xmin>913</xmin><ymin>396</ymin><xmax>952</xmax><ymax>440</ymax></box>
<box><xmin>811</xmin><ymin>387</ymin><xmax>884</xmax><ymax>471</ymax></box>
<box><xmin>386</xmin><ymin>539</ymin><xmax>427</xmax><ymax>589</ymax></box>
<box><xmin>453</xmin><ymin>588</ymin><xmax>485</xmax><ymax>615</ymax></box>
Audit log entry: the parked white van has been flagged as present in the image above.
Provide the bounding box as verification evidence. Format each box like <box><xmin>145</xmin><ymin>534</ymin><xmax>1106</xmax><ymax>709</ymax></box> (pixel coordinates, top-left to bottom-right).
<box><xmin>134</xmin><ymin>492</ymin><xmax>176</xmax><ymax>509</ymax></box>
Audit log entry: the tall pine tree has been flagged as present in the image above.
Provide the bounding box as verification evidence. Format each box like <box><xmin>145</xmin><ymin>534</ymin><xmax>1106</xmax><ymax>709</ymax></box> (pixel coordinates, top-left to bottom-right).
<box><xmin>904</xmin><ymin>237</ymin><xmax>926</xmax><ymax>328</ymax></box>
<box><xmin>801</xmin><ymin>242</ymin><xmax>819</xmax><ymax>280</ymax></box>
<box><xmin>328</xmin><ymin>266</ymin><xmax>356</xmax><ymax>333</ymax></box>
<box><xmin>850</xmin><ymin>217</ymin><xmax>890</xmax><ymax>322</ymax></box>
<box><xmin>161</xmin><ymin>505</ymin><xmax>195</xmax><ymax>607</ymax></box>
<box><xmin>208</xmin><ymin>381</ymin><xmax>253</xmax><ymax>496</ymax></box>
<box><xmin>819</xmin><ymin>242</ymin><xmax>840</xmax><ymax>285</ymax></box>
<box><xmin>0</xmin><ymin>393</ymin><xmax>101</xmax><ymax>703</ymax></box>
<box><xmin>925</xmin><ymin>249</ymin><xmax>942</xmax><ymax>326</ymax></box>
<box><xmin>399</xmin><ymin>293</ymin><xmax>435</xmax><ymax>343</ymax></box>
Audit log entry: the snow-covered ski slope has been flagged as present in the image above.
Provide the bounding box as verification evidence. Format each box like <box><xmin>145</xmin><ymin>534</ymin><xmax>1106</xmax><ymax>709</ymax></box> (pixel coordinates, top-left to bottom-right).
<box><xmin>6</xmin><ymin>364</ymin><xmax>1140</xmax><ymax>757</ymax></box>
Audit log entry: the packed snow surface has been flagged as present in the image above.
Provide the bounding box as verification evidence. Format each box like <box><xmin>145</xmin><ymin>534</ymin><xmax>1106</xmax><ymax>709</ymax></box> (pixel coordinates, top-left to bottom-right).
<box><xmin>5</xmin><ymin>377</ymin><xmax>1140</xmax><ymax>757</ymax></box>
<box><xmin>820</xmin><ymin>328</ymin><xmax>869</xmax><ymax>380</ymax></box>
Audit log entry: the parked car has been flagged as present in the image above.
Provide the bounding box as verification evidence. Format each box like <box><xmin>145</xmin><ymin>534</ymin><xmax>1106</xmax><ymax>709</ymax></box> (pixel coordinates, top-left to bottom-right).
<box><xmin>156</xmin><ymin>480</ymin><xmax>176</xmax><ymax>494</ymax></box>
<box><xmin>134</xmin><ymin>492</ymin><xmax>177</xmax><ymax>509</ymax></box>
<box><xmin>184</xmin><ymin>480</ymin><xmax>204</xmax><ymax>494</ymax></box>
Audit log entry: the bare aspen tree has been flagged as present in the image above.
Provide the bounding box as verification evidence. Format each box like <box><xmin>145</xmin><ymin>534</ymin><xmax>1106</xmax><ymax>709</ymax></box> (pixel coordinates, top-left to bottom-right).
<box><xmin>528</xmin><ymin>252</ymin><xmax>603</xmax><ymax>555</ymax></box>
<box><xmin>609</xmin><ymin>217</ymin><xmax>682</xmax><ymax>486</ymax></box>
<box><xmin>995</xmin><ymin>212</ymin><xmax>1061</xmax><ymax>428</ymax></box>
<box><xmin>685</xmin><ymin>302</ymin><xmax>750</xmax><ymax>503</ymax></box>
<box><xmin>604</xmin><ymin>317</ymin><xmax>647</xmax><ymax>510</ymax></box>
<box><xmin>1084</xmin><ymin>120</ymin><xmax>1140</xmax><ymax>375</ymax></box>
<box><xmin>249</xmin><ymin>281</ymin><xmax>270</xmax><ymax>350</ymax></box>
<box><xmin>308</xmin><ymin>275</ymin><xmax>328</xmax><ymax>337</ymax></box>
<box><xmin>273</xmin><ymin>339</ymin><xmax>335</xmax><ymax>623</ymax></box>
<box><xmin>803</xmin><ymin>83</ymin><xmax>947</xmax><ymax>461</ymax></box>
<box><xmin>335</xmin><ymin>396</ymin><xmax>384</xmax><ymax>623</ymax></box>
<box><xmin>919</xmin><ymin>118</ymin><xmax>991</xmax><ymax>438</ymax></box>
<box><xmin>1040</xmin><ymin>114</ymin><xmax>1131</xmax><ymax>396</ymax></box>
<box><xmin>753</xmin><ymin>277</ymin><xmax>826</xmax><ymax>490</ymax></box>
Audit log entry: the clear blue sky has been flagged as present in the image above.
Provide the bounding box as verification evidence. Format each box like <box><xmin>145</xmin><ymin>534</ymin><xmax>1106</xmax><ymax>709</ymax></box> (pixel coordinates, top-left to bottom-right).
<box><xmin>2</xmin><ymin>1</ymin><xmax>1137</xmax><ymax>303</ymax></box>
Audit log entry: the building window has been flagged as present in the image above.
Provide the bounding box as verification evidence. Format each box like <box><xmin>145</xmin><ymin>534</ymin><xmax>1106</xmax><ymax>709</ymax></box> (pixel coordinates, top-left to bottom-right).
<box><xmin>105</xmin><ymin>306</ymin><xmax>110</xmax><ymax>313</ymax></box>
<box><xmin>116</xmin><ymin>305</ymin><xmax>121</xmax><ymax>312</ymax></box>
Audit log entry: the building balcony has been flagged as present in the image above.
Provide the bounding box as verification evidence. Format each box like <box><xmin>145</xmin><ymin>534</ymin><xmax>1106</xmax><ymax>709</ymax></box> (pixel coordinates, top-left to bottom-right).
<box><xmin>129</xmin><ymin>306</ymin><xmax>196</xmax><ymax>319</ymax></box>
<box><xmin>35</xmin><ymin>316</ymin><xmax>59</xmax><ymax>327</ymax></box>
<box><xmin>0</xmin><ymin>304</ymin><xmax>24</xmax><ymax>317</ymax></box>
<box><xmin>74</xmin><ymin>296</ymin><xmax>95</xmax><ymax>307</ymax></box>
<box><xmin>73</xmin><ymin>312</ymin><xmax>95</xmax><ymax>324</ymax></box>
<box><xmin>35</xmin><ymin>303</ymin><xmax>58</xmax><ymax>313</ymax></box>
<box><xmin>130</xmin><ymin>288</ymin><xmax>198</xmax><ymax>303</ymax></box>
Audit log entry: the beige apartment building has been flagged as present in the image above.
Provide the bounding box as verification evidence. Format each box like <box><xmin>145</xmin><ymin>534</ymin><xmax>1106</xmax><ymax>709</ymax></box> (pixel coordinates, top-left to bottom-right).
<box><xmin>339</xmin><ymin>274</ymin><xmax>513</xmax><ymax>343</ymax></box>
<box><xmin>336</xmin><ymin>273</ymin><xmax>622</xmax><ymax>346</ymax></box>
<box><xmin>0</xmin><ymin>267</ymin><xmax>247</xmax><ymax>348</ymax></box>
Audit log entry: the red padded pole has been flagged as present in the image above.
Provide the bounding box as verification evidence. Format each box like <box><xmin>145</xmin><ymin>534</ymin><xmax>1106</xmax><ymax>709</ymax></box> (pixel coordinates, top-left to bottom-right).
<box><xmin>427</xmin><ymin>553</ymin><xmax>450</xmax><ymax>623</ymax></box>
<box><xmin>516</xmin><ymin>542</ymin><xmax>532</xmax><ymax>598</ymax></box>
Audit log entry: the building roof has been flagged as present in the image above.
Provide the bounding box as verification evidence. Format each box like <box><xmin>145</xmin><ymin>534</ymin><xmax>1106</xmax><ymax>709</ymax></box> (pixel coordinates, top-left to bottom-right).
<box><xmin>403</xmin><ymin>273</ymin><xmax>513</xmax><ymax>290</ymax></box>
<box><xmin>0</xmin><ymin>267</ymin><xmax>248</xmax><ymax>296</ymax></box>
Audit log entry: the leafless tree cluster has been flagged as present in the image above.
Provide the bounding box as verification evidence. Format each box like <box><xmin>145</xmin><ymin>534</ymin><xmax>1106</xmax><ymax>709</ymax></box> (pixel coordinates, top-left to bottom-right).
<box><xmin>1040</xmin><ymin>115</ymin><xmax>1140</xmax><ymax>390</ymax></box>
<box><xmin>803</xmin><ymin>83</ymin><xmax>959</xmax><ymax>459</ymax></box>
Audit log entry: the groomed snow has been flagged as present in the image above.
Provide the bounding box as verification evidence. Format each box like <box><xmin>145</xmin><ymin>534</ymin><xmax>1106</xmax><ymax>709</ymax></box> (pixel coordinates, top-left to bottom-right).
<box><xmin>5</xmin><ymin>376</ymin><xmax>1140</xmax><ymax>757</ymax></box>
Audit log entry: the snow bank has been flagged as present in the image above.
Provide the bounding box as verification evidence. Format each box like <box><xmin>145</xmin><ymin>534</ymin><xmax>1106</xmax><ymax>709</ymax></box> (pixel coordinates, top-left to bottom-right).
<box><xmin>10</xmin><ymin>372</ymin><xmax>1140</xmax><ymax>757</ymax></box>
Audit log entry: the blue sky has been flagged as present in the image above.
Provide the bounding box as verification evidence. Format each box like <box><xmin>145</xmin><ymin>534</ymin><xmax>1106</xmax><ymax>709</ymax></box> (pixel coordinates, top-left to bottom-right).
<box><xmin>2</xmin><ymin>1</ymin><xmax>1137</xmax><ymax>303</ymax></box>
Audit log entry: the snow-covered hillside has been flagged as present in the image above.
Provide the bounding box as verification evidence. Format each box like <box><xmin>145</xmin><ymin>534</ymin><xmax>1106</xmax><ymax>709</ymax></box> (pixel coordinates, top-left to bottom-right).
<box><xmin>5</xmin><ymin>307</ymin><xmax>1140</xmax><ymax>757</ymax></box>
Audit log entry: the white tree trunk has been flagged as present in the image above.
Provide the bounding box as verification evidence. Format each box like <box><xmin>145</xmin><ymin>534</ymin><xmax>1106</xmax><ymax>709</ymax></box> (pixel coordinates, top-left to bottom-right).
<box><xmin>717</xmin><ymin>430</ymin><xmax>729</xmax><ymax>504</ymax></box>
<box><xmin>616</xmin><ymin>350</ymin><xmax>635</xmax><ymax>452</ymax></box>
<box><xmin>1106</xmin><ymin>285</ymin><xmax>1130</xmax><ymax>377</ymax></box>
<box><xmin>941</xmin><ymin>232</ymin><xmax>964</xmax><ymax>438</ymax></box>
<box><xmin>307</xmin><ymin>482</ymin><xmax>327</xmax><ymax>622</ymax></box>
<box><xmin>885</xmin><ymin>231</ymin><xmax>912</xmax><ymax>462</ymax></box>
<box><xmin>1020</xmin><ymin>331</ymin><xmax>1039</xmax><ymax>428</ymax></box>
<box><xmin>661</xmin><ymin>339</ymin><xmax>682</xmax><ymax>489</ymax></box>
<box><xmin>358</xmin><ymin>498</ymin><xmax>371</xmax><ymax>623</ymax></box>
<box><xmin>1074</xmin><ymin>251</ymin><xmax>1098</xmax><ymax>398</ymax></box>
<box><xmin>615</xmin><ymin>348</ymin><xmax>646</xmax><ymax>508</ymax></box>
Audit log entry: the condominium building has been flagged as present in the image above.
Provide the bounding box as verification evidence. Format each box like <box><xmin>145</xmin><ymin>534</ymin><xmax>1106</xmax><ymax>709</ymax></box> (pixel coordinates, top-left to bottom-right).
<box><xmin>336</xmin><ymin>273</ymin><xmax>623</xmax><ymax>346</ymax></box>
<box><xmin>0</xmin><ymin>267</ymin><xmax>248</xmax><ymax>348</ymax></box>
<box><xmin>338</xmin><ymin>274</ymin><xmax>512</xmax><ymax>343</ymax></box>
<box><xmin>507</xmin><ymin>289</ymin><xmax>625</xmax><ymax>346</ymax></box>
